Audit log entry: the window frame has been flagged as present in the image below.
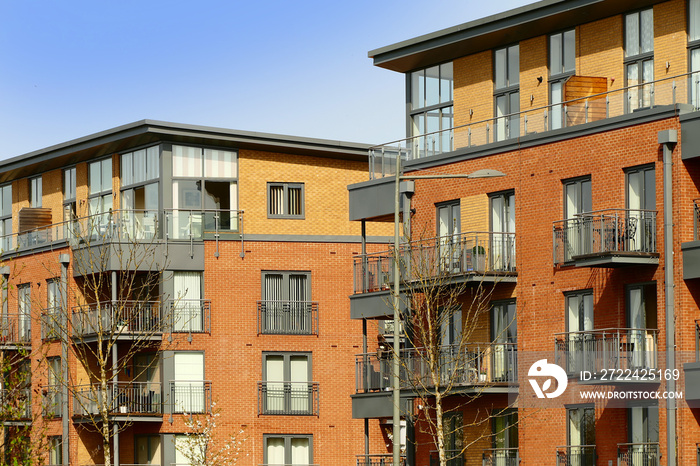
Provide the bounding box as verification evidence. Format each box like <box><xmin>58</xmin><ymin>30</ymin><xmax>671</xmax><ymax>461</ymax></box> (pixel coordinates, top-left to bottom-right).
<box><xmin>262</xmin><ymin>352</ymin><xmax>312</xmax><ymax>382</ymax></box>
<box><xmin>493</xmin><ymin>44</ymin><xmax>520</xmax><ymax>141</ymax></box>
<box><xmin>0</xmin><ymin>183</ymin><xmax>12</xmax><ymax>250</ymax></box>
<box><xmin>564</xmin><ymin>289</ymin><xmax>594</xmax><ymax>333</ymax></box>
<box><xmin>562</xmin><ymin>176</ymin><xmax>592</xmax><ymax>219</ymax></box>
<box><xmin>689</xmin><ymin>0</ymin><xmax>700</xmax><ymax>107</ymax></box>
<box><xmin>29</xmin><ymin>176</ymin><xmax>42</xmax><ymax>208</ymax></box>
<box><xmin>491</xmin><ymin>299</ymin><xmax>517</xmax><ymax>343</ymax></box>
<box><xmin>261</xmin><ymin>271</ymin><xmax>311</xmax><ymax>302</ymax></box>
<box><xmin>408</xmin><ymin>62</ymin><xmax>454</xmax><ymax>157</ymax></box>
<box><xmin>624</xmin><ymin>8</ymin><xmax>654</xmax><ymax>112</ymax></box>
<box><xmin>267</xmin><ymin>182</ymin><xmax>305</xmax><ymax>219</ymax></box>
<box><xmin>548</xmin><ymin>29</ymin><xmax>576</xmax><ymax>130</ymax></box>
<box><xmin>263</xmin><ymin>434</ymin><xmax>313</xmax><ymax>466</ymax></box>
<box><xmin>565</xmin><ymin>404</ymin><xmax>595</xmax><ymax>446</ymax></box>
<box><xmin>48</xmin><ymin>436</ymin><xmax>63</xmax><ymax>465</ymax></box>
<box><xmin>87</xmin><ymin>157</ymin><xmax>113</xmax><ymax>219</ymax></box>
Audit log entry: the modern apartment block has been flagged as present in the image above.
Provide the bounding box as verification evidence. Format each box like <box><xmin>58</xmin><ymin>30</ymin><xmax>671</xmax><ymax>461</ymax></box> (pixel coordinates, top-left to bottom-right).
<box><xmin>0</xmin><ymin>120</ymin><xmax>392</xmax><ymax>465</ymax></box>
<box><xmin>349</xmin><ymin>0</ymin><xmax>700</xmax><ymax>464</ymax></box>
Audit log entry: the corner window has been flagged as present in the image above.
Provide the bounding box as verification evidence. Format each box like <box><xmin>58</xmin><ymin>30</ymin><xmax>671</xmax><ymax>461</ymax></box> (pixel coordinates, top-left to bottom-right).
<box><xmin>549</xmin><ymin>30</ymin><xmax>575</xmax><ymax>129</ymax></box>
<box><xmin>625</xmin><ymin>9</ymin><xmax>654</xmax><ymax>111</ymax></box>
<box><xmin>409</xmin><ymin>63</ymin><xmax>454</xmax><ymax>157</ymax></box>
<box><xmin>261</xmin><ymin>353</ymin><xmax>316</xmax><ymax>415</ymax></box>
<box><xmin>30</xmin><ymin>176</ymin><xmax>42</xmax><ymax>208</ymax></box>
<box><xmin>494</xmin><ymin>45</ymin><xmax>520</xmax><ymax>141</ymax></box>
<box><xmin>264</xmin><ymin>435</ymin><xmax>312</xmax><ymax>465</ymax></box>
<box><xmin>268</xmin><ymin>183</ymin><xmax>304</xmax><ymax>218</ymax></box>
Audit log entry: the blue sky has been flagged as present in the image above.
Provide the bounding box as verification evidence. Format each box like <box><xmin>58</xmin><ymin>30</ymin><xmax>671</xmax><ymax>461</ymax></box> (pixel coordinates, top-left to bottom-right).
<box><xmin>0</xmin><ymin>0</ymin><xmax>532</xmax><ymax>158</ymax></box>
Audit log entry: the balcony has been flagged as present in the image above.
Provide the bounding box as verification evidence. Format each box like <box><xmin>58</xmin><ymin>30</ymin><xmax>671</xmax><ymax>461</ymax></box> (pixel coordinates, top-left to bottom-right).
<box><xmin>0</xmin><ymin>388</ymin><xmax>31</xmax><ymax>421</ymax></box>
<box><xmin>257</xmin><ymin>381</ymin><xmax>320</xmax><ymax>416</ymax></box>
<box><xmin>356</xmin><ymin>454</ymin><xmax>405</xmax><ymax>466</ymax></box>
<box><xmin>0</xmin><ymin>313</ymin><xmax>31</xmax><ymax>348</ymax></box>
<box><xmin>169</xmin><ymin>380</ymin><xmax>212</xmax><ymax>414</ymax></box>
<box><xmin>257</xmin><ymin>300</ymin><xmax>319</xmax><ymax>335</ymax></box>
<box><xmin>356</xmin><ymin>342</ymin><xmax>517</xmax><ymax>394</ymax></box>
<box><xmin>71</xmin><ymin>301</ymin><xmax>163</xmax><ymax>341</ymax></box>
<box><xmin>72</xmin><ymin>381</ymin><xmax>162</xmax><ymax>418</ymax></box>
<box><xmin>554</xmin><ymin>328</ymin><xmax>659</xmax><ymax>382</ymax></box>
<box><xmin>369</xmin><ymin>70</ymin><xmax>697</xmax><ymax>180</ymax></box>
<box><xmin>482</xmin><ymin>448</ymin><xmax>519</xmax><ymax>466</ymax></box>
<box><xmin>556</xmin><ymin>445</ymin><xmax>596</xmax><ymax>466</ymax></box>
<box><xmin>430</xmin><ymin>450</ymin><xmax>464</xmax><ymax>466</ymax></box>
<box><xmin>553</xmin><ymin>209</ymin><xmax>658</xmax><ymax>267</ymax></box>
<box><xmin>170</xmin><ymin>299</ymin><xmax>211</xmax><ymax>334</ymax></box>
<box><xmin>617</xmin><ymin>443</ymin><xmax>660</xmax><ymax>466</ymax></box>
<box><xmin>353</xmin><ymin>232</ymin><xmax>516</xmax><ymax>296</ymax></box>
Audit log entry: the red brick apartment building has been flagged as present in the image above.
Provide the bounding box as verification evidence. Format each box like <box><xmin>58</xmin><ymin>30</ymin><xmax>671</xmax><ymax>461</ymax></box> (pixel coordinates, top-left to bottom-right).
<box><xmin>348</xmin><ymin>0</ymin><xmax>700</xmax><ymax>465</ymax></box>
<box><xmin>0</xmin><ymin>120</ymin><xmax>393</xmax><ymax>465</ymax></box>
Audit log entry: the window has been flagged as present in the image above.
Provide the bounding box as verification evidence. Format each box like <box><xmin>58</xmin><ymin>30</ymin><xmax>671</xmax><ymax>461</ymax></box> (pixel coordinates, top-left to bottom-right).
<box><xmin>48</xmin><ymin>436</ymin><xmax>62</xmax><ymax>465</ymax></box>
<box><xmin>121</xmin><ymin>146</ymin><xmax>160</xmax><ymax>240</ymax></box>
<box><xmin>43</xmin><ymin>279</ymin><xmax>61</xmax><ymax>340</ymax></box>
<box><xmin>0</xmin><ymin>184</ymin><xmax>11</xmax><ymax>251</ymax></box>
<box><xmin>17</xmin><ymin>284</ymin><xmax>30</xmax><ymax>341</ymax></box>
<box><xmin>30</xmin><ymin>176</ymin><xmax>42</xmax><ymax>208</ymax></box>
<box><xmin>494</xmin><ymin>44</ymin><xmax>520</xmax><ymax>141</ymax></box>
<box><xmin>492</xmin><ymin>410</ymin><xmax>518</xmax><ymax>462</ymax></box>
<box><xmin>409</xmin><ymin>63</ymin><xmax>454</xmax><ymax>157</ymax></box>
<box><xmin>490</xmin><ymin>191</ymin><xmax>515</xmax><ymax>271</ymax></box>
<box><xmin>562</xmin><ymin>176</ymin><xmax>592</xmax><ymax>261</ymax></box>
<box><xmin>173</xmin><ymin>272</ymin><xmax>205</xmax><ymax>333</ymax></box>
<box><xmin>260</xmin><ymin>271</ymin><xmax>315</xmax><ymax>335</ymax></box>
<box><xmin>549</xmin><ymin>29</ymin><xmax>575</xmax><ymax>129</ymax></box>
<box><xmin>63</xmin><ymin>167</ymin><xmax>77</xmax><ymax>237</ymax></box>
<box><xmin>443</xmin><ymin>413</ymin><xmax>463</xmax><ymax>466</ymax></box>
<box><xmin>626</xmin><ymin>165</ymin><xmax>656</xmax><ymax>252</ymax></box>
<box><xmin>136</xmin><ymin>435</ymin><xmax>161</xmax><ymax>465</ymax></box>
<box><xmin>624</xmin><ymin>404</ymin><xmax>659</xmax><ymax>462</ymax></box>
<box><xmin>88</xmin><ymin>158</ymin><xmax>113</xmax><ymax>233</ymax></box>
<box><xmin>566</xmin><ymin>405</ymin><xmax>595</xmax><ymax>465</ymax></box>
<box><xmin>627</xmin><ymin>283</ymin><xmax>658</xmax><ymax>370</ymax></box>
<box><xmin>565</xmin><ymin>290</ymin><xmax>594</xmax><ymax>373</ymax></box>
<box><xmin>268</xmin><ymin>183</ymin><xmax>304</xmax><ymax>218</ymax></box>
<box><xmin>491</xmin><ymin>300</ymin><xmax>517</xmax><ymax>382</ymax></box>
<box><xmin>172</xmin><ymin>352</ymin><xmax>205</xmax><ymax>413</ymax></box>
<box><xmin>44</xmin><ymin>357</ymin><xmax>61</xmax><ymax>417</ymax></box>
<box><xmin>172</xmin><ymin>145</ymin><xmax>238</xmax><ymax>238</ymax></box>
<box><xmin>625</xmin><ymin>9</ymin><xmax>654</xmax><ymax>111</ymax></box>
<box><xmin>690</xmin><ymin>0</ymin><xmax>700</xmax><ymax>107</ymax></box>
<box><xmin>261</xmin><ymin>353</ymin><xmax>315</xmax><ymax>415</ymax></box>
<box><xmin>264</xmin><ymin>434</ymin><xmax>312</xmax><ymax>466</ymax></box>
<box><xmin>437</xmin><ymin>201</ymin><xmax>461</xmax><ymax>272</ymax></box>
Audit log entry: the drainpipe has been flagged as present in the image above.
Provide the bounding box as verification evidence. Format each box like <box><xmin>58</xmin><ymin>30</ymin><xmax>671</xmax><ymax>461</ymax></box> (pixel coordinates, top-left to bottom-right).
<box><xmin>659</xmin><ymin>129</ymin><xmax>677</xmax><ymax>466</ymax></box>
<box><xmin>111</xmin><ymin>270</ymin><xmax>119</xmax><ymax>466</ymax></box>
<box><xmin>59</xmin><ymin>254</ymin><xmax>70</xmax><ymax>466</ymax></box>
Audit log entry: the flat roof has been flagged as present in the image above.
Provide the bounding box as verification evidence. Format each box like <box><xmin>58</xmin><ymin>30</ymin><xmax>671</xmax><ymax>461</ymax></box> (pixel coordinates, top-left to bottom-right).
<box><xmin>0</xmin><ymin>120</ymin><xmax>371</xmax><ymax>183</ymax></box>
<box><xmin>369</xmin><ymin>0</ymin><xmax>663</xmax><ymax>73</ymax></box>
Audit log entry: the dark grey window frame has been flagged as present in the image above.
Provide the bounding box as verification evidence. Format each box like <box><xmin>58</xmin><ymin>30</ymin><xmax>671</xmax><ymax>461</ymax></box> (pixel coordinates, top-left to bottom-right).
<box><xmin>564</xmin><ymin>289</ymin><xmax>594</xmax><ymax>332</ymax></box>
<box><xmin>491</xmin><ymin>299</ymin><xmax>517</xmax><ymax>343</ymax></box>
<box><xmin>548</xmin><ymin>29</ymin><xmax>576</xmax><ymax>129</ymax></box>
<box><xmin>624</xmin><ymin>8</ymin><xmax>654</xmax><ymax>112</ymax></box>
<box><xmin>267</xmin><ymin>182</ymin><xmax>305</xmax><ymax>219</ymax></box>
<box><xmin>29</xmin><ymin>176</ymin><xmax>42</xmax><ymax>208</ymax></box>
<box><xmin>562</xmin><ymin>176</ymin><xmax>592</xmax><ymax>218</ymax></box>
<box><xmin>63</xmin><ymin>166</ymin><xmax>77</xmax><ymax>225</ymax></box>
<box><xmin>689</xmin><ymin>0</ymin><xmax>700</xmax><ymax>107</ymax></box>
<box><xmin>262</xmin><ymin>352</ymin><xmax>312</xmax><ymax>382</ymax></box>
<box><xmin>262</xmin><ymin>434</ymin><xmax>313</xmax><ymax>465</ymax></box>
<box><xmin>0</xmin><ymin>183</ymin><xmax>12</xmax><ymax>249</ymax></box>
<box><xmin>408</xmin><ymin>62</ymin><xmax>454</xmax><ymax>156</ymax></box>
<box><xmin>493</xmin><ymin>44</ymin><xmax>520</xmax><ymax>141</ymax></box>
<box><xmin>565</xmin><ymin>404</ymin><xmax>595</xmax><ymax>446</ymax></box>
<box><xmin>261</xmin><ymin>271</ymin><xmax>311</xmax><ymax>300</ymax></box>
<box><xmin>87</xmin><ymin>157</ymin><xmax>113</xmax><ymax>220</ymax></box>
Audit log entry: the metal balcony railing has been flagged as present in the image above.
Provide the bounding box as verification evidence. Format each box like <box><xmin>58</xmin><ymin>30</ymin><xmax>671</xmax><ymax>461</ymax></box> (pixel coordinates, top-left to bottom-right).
<box><xmin>482</xmin><ymin>448</ymin><xmax>520</xmax><ymax>466</ymax></box>
<box><xmin>353</xmin><ymin>232</ymin><xmax>516</xmax><ymax>294</ymax></box>
<box><xmin>0</xmin><ymin>388</ymin><xmax>31</xmax><ymax>419</ymax></box>
<box><xmin>71</xmin><ymin>301</ymin><xmax>163</xmax><ymax>338</ymax></box>
<box><xmin>73</xmin><ymin>381</ymin><xmax>162</xmax><ymax>416</ymax></box>
<box><xmin>356</xmin><ymin>342</ymin><xmax>517</xmax><ymax>393</ymax></box>
<box><xmin>617</xmin><ymin>443</ymin><xmax>660</xmax><ymax>466</ymax></box>
<box><xmin>257</xmin><ymin>301</ymin><xmax>319</xmax><ymax>335</ymax></box>
<box><xmin>169</xmin><ymin>380</ymin><xmax>212</xmax><ymax>414</ymax></box>
<box><xmin>41</xmin><ymin>308</ymin><xmax>64</xmax><ymax>340</ymax></box>
<box><xmin>369</xmin><ymin>70</ymin><xmax>700</xmax><ymax>179</ymax></box>
<box><xmin>0</xmin><ymin>209</ymin><xmax>243</xmax><ymax>256</ymax></box>
<box><xmin>257</xmin><ymin>381</ymin><xmax>320</xmax><ymax>416</ymax></box>
<box><xmin>170</xmin><ymin>299</ymin><xmax>211</xmax><ymax>334</ymax></box>
<box><xmin>355</xmin><ymin>454</ymin><xmax>406</xmax><ymax>466</ymax></box>
<box><xmin>430</xmin><ymin>449</ymin><xmax>464</xmax><ymax>466</ymax></box>
<box><xmin>553</xmin><ymin>209</ymin><xmax>657</xmax><ymax>265</ymax></box>
<box><xmin>0</xmin><ymin>313</ymin><xmax>31</xmax><ymax>346</ymax></box>
<box><xmin>554</xmin><ymin>328</ymin><xmax>658</xmax><ymax>376</ymax></box>
<box><xmin>556</xmin><ymin>445</ymin><xmax>596</xmax><ymax>466</ymax></box>
<box><xmin>42</xmin><ymin>386</ymin><xmax>62</xmax><ymax>418</ymax></box>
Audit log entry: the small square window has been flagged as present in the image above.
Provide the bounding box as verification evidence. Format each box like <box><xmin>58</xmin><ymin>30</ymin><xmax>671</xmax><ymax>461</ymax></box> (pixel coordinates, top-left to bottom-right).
<box><xmin>268</xmin><ymin>183</ymin><xmax>304</xmax><ymax>219</ymax></box>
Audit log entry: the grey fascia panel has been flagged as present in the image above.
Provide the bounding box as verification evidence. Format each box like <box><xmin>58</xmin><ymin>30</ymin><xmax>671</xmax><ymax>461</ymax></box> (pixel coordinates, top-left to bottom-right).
<box><xmin>682</xmin><ymin>241</ymin><xmax>700</xmax><ymax>280</ymax></box>
<box><xmin>350</xmin><ymin>291</ymin><xmax>400</xmax><ymax>320</ymax></box>
<box><xmin>348</xmin><ymin>177</ymin><xmax>403</xmax><ymax>221</ymax></box>
<box><xmin>680</xmin><ymin>111</ymin><xmax>700</xmax><ymax>160</ymax></box>
<box><xmin>684</xmin><ymin>361</ymin><xmax>700</xmax><ymax>401</ymax></box>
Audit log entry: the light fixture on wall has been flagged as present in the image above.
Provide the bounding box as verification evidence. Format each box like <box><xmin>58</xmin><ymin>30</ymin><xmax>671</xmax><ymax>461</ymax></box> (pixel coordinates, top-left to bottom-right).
<box><xmin>666</xmin><ymin>61</ymin><xmax>671</xmax><ymax>71</ymax></box>
<box><xmin>537</xmin><ymin>76</ymin><xmax>543</xmax><ymax>83</ymax></box>
<box><xmin>469</xmin><ymin>108</ymin><xmax>473</xmax><ymax>116</ymax></box>
<box><xmin>530</xmin><ymin>94</ymin><xmax>535</xmax><ymax>103</ymax></box>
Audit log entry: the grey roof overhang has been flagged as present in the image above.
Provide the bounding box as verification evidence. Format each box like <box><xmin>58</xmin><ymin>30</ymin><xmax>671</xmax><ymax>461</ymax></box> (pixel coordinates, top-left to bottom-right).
<box><xmin>369</xmin><ymin>0</ymin><xmax>663</xmax><ymax>73</ymax></box>
<box><xmin>0</xmin><ymin>120</ymin><xmax>371</xmax><ymax>183</ymax></box>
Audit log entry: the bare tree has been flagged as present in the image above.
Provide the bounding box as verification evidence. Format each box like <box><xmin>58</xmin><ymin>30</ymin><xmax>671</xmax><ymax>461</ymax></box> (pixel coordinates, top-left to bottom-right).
<box><xmin>389</xmin><ymin>229</ymin><xmax>517</xmax><ymax>466</ymax></box>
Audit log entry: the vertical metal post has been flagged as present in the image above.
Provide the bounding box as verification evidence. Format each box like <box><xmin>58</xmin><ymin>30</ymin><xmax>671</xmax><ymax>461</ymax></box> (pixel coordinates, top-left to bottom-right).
<box><xmin>59</xmin><ymin>254</ymin><xmax>70</xmax><ymax>465</ymax></box>
<box><xmin>392</xmin><ymin>150</ymin><xmax>402</xmax><ymax>466</ymax></box>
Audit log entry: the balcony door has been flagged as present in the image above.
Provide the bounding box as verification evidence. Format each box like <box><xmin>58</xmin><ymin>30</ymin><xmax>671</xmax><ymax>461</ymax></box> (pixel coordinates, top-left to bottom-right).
<box><xmin>173</xmin><ymin>352</ymin><xmax>204</xmax><ymax>413</ymax></box>
<box><xmin>262</xmin><ymin>272</ymin><xmax>310</xmax><ymax>333</ymax></box>
<box><xmin>18</xmin><ymin>285</ymin><xmax>30</xmax><ymax>341</ymax></box>
<box><xmin>264</xmin><ymin>353</ymin><xmax>310</xmax><ymax>414</ymax></box>
<box><xmin>493</xmin><ymin>410</ymin><xmax>518</xmax><ymax>466</ymax></box>
<box><xmin>437</xmin><ymin>202</ymin><xmax>461</xmax><ymax>272</ymax></box>
<box><xmin>563</xmin><ymin>177</ymin><xmax>592</xmax><ymax>260</ymax></box>
<box><xmin>566</xmin><ymin>291</ymin><xmax>594</xmax><ymax>373</ymax></box>
<box><xmin>440</xmin><ymin>307</ymin><xmax>462</xmax><ymax>384</ymax></box>
<box><xmin>628</xmin><ymin>404</ymin><xmax>659</xmax><ymax>466</ymax></box>
<box><xmin>173</xmin><ymin>272</ymin><xmax>202</xmax><ymax>332</ymax></box>
<box><xmin>444</xmin><ymin>412</ymin><xmax>463</xmax><ymax>466</ymax></box>
<box><xmin>490</xmin><ymin>192</ymin><xmax>515</xmax><ymax>271</ymax></box>
<box><xmin>135</xmin><ymin>435</ymin><xmax>161</xmax><ymax>465</ymax></box>
<box><xmin>567</xmin><ymin>406</ymin><xmax>595</xmax><ymax>466</ymax></box>
<box><xmin>627</xmin><ymin>284</ymin><xmax>657</xmax><ymax>369</ymax></box>
<box><xmin>492</xmin><ymin>301</ymin><xmax>517</xmax><ymax>381</ymax></box>
<box><xmin>135</xmin><ymin>353</ymin><xmax>160</xmax><ymax>414</ymax></box>
<box><xmin>626</xmin><ymin>165</ymin><xmax>655</xmax><ymax>252</ymax></box>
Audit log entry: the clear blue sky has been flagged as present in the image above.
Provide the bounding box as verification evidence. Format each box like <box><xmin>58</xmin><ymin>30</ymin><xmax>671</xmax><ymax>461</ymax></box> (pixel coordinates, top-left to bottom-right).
<box><xmin>0</xmin><ymin>0</ymin><xmax>532</xmax><ymax>158</ymax></box>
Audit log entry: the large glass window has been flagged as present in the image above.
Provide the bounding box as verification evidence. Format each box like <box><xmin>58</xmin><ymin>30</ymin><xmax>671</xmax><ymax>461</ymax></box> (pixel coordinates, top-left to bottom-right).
<box><xmin>171</xmin><ymin>145</ymin><xmax>238</xmax><ymax>239</ymax></box>
<box><xmin>490</xmin><ymin>191</ymin><xmax>515</xmax><ymax>271</ymax></box>
<box><xmin>262</xmin><ymin>353</ymin><xmax>312</xmax><ymax>415</ymax></box>
<box><xmin>409</xmin><ymin>63</ymin><xmax>454</xmax><ymax>157</ymax></box>
<box><xmin>261</xmin><ymin>271</ymin><xmax>312</xmax><ymax>334</ymax></box>
<box><xmin>264</xmin><ymin>435</ymin><xmax>312</xmax><ymax>466</ymax></box>
<box><xmin>121</xmin><ymin>146</ymin><xmax>160</xmax><ymax>240</ymax></box>
<box><xmin>626</xmin><ymin>165</ymin><xmax>656</xmax><ymax>252</ymax></box>
<box><xmin>566</xmin><ymin>405</ymin><xmax>595</xmax><ymax>466</ymax></box>
<box><xmin>565</xmin><ymin>290</ymin><xmax>594</xmax><ymax>373</ymax></box>
<box><xmin>492</xmin><ymin>300</ymin><xmax>517</xmax><ymax>382</ymax></box>
<box><xmin>494</xmin><ymin>45</ymin><xmax>520</xmax><ymax>141</ymax></box>
<box><xmin>88</xmin><ymin>158</ymin><xmax>113</xmax><ymax>234</ymax></box>
<box><xmin>625</xmin><ymin>9</ymin><xmax>654</xmax><ymax>111</ymax></box>
<box><xmin>549</xmin><ymin>30</ymin><xmax>575</xmax><ymax>129</ymax></box>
